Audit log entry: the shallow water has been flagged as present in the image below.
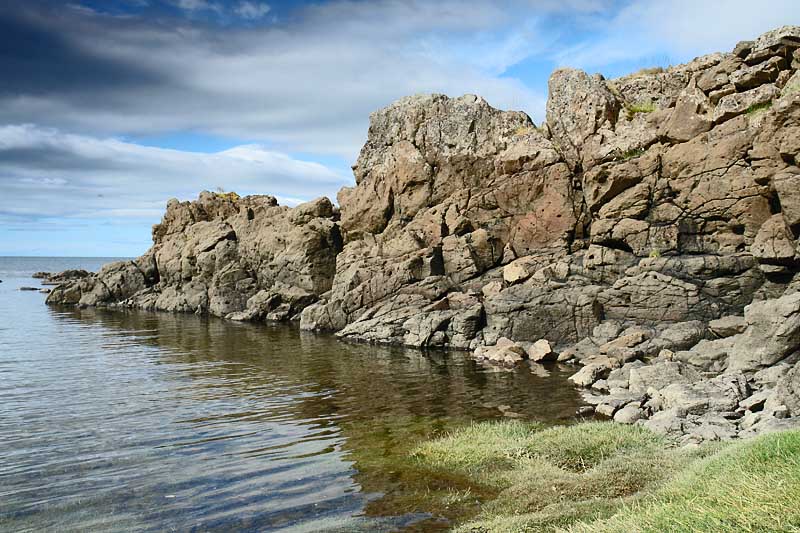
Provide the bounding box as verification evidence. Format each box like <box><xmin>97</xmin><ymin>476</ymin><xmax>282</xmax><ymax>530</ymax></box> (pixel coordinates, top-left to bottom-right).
<box><xmin>0</xmin><ymin>257</ymin><xmax>585</xmax><ymax>532</ymax></box>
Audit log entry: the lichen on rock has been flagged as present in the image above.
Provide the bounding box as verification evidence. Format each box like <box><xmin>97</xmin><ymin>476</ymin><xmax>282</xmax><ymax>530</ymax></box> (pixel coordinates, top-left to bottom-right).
<box><xmin>46</xmin><ymin>25</ymin><xmax>800</xmax><ymax>442</ymax></box>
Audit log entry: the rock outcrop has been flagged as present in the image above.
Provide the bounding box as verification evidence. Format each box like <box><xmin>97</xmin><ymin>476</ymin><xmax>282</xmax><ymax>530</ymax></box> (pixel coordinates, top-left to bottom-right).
<box><xmin>48</xmin><ymin>193</ymin><xmax>342</xmax><ymax>321</ymax></box>
<box><xmin>48</xmin><ymin>26</ymin><xmax>800</xmax><ymax>442</ymax></box>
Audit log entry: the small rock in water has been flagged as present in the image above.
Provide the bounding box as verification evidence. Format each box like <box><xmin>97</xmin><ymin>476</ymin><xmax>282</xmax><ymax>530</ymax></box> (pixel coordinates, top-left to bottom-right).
<box><xmin>576</xmin><ymin>406</ymin><xmax>595</xmax><ymax>416</ymax></box>
<box><xmin>19</xmin><ymin>286</ymin><xmax>39</xmax><ymax>291</ymax></box>
<box><xmin>526</xmin><ymin>339</ymin><xmax>555</xmax><ymax>362</ymax></box>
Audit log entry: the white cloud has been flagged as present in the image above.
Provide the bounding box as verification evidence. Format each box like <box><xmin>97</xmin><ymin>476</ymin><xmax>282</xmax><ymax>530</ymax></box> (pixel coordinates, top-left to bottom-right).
<box><xmin>554</xmin><ymin>0</ymin><xmax>800</xmax><ymax>71</ymax></box>
<box><xmin>175</xmin><ymin>0</ymin><xmax>221</xmax><ymax>13</ymax></box>
<box><xmin>0</xmin><ymin>0</ymin><xmax>557</xmax><ymax>160</ymax></box>
<box><xmin>234</xmin><ymin>1</ymin><xmax>270</xmax><ymax>20</ymax></box>
<box><xmin>0</xmin><ymin>124</ymin><xmax>349</xmax><ymax>222</ymax></box>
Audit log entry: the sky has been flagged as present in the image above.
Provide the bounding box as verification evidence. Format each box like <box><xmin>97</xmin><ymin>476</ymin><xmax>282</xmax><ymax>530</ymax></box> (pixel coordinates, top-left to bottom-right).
<box><xmin>1</xmin><ymin>0</ymin><xmax>799</xmax><ymax>256</ymax></box>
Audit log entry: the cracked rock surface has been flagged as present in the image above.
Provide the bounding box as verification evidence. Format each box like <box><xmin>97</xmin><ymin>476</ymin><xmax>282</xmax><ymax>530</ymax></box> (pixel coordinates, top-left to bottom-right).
<box><xmin>47</xmin><ymin>26</ymin><xmax>800</xmax><ymax>442</ymax></box>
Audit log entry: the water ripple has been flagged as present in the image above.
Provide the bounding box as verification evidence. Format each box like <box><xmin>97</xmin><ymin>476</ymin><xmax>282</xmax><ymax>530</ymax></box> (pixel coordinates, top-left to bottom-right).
<box><xmin>0</xmin><ymin>257</ymin><xmax>584</xmax><ymax>531</ymax></box>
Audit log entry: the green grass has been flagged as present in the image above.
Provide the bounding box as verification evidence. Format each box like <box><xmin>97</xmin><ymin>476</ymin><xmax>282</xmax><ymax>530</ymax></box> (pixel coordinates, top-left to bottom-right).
<box><xmin>618</xmin><ymin>147</ymin><xmax>645</xmax><ymax>160</ymax></box>
<box><xmin>746</xmin><ymin>101</ymin><xmax>773</xmax><ymax>115</ymax></box>
<box><xmin>625</xmin><ymin>101</ymin><xmax>656</xmax><ymax>120</ymax></box>
<box><xmin>568</xmin><ymin>429</ymin><xmax>800</xmax><ymax>532</ymax></box>
<box><xmin>520</xmin><ymin>422</ymin><xmax>666</xmax><ymax>471</ymax></box>
<box><xmin>410</xmin><ymin>421</ymin><xmax>800</xmax><ymax>533</ymax></box>
<box><xmin>411</xmin><ymin>420</ymin><xmax>545</xmax><ymax>478</ymax></box>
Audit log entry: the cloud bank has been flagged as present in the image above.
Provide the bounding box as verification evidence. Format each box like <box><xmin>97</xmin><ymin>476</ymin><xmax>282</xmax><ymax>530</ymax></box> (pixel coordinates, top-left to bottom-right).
<box><xmin>1</xmin><ymin>0</ymin><xmax>799</xmax><ymax>255</ymax></box>
<box><xmin>0</xmin><ymin>125</ymin><xmax>348</xmax><ymax>222</ymax></box>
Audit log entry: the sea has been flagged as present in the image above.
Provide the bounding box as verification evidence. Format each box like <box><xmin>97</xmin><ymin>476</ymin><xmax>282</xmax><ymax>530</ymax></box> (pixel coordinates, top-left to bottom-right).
<box><xmin>0</xmin><ymin>256</ymin><xmax>583</xmax><ymax>532</ymax></box>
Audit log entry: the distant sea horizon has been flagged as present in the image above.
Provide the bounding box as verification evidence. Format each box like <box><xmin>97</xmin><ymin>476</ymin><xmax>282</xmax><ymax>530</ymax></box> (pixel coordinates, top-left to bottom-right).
<box><xmin>0</xmin><ymin>255</ymin><xmax>131</xmax><ymax>258</ymax></box>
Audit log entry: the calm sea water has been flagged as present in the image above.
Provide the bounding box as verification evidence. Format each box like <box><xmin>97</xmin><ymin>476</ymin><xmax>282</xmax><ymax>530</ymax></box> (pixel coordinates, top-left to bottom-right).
<box><xmin>0</xmin><ymin>257</ymin><xmax>584</xmax><ymax>532</ymax></box>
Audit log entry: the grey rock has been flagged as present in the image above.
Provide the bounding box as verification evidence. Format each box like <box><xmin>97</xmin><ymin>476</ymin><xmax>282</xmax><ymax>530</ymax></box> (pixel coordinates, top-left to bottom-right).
<box><xmin>739</xmin><ymin>415</ymin><xmax>800</xmax><ymax>439</ymax></box>
<box><xmin>48</xmin><ymin>192</ymin><xmax>341</xmax><ymax>321</ymax></box>
<box><xmin>751</xmin><ymin>214</ymin><xmax>797</xmax><ymax>264</ymax></box>
<box><xmin>675</xmin><ymin>336</ymin><xmax>737</xmax><ymax>372</ymax></box>
<box><xmin>708</xmin><ymin>315</ymin><xmax>747</xmax><ymax>338</ymax></box>
<box><xmin>606</xmin><ymin>360</ymin><xmax>646</xmax><ymax>390</ymax></box>
<box><xmin>643</xmin><ymin>408</ymin><xmax>687</xmax><ymax>438</ymax></box>
<box><xmin>546</xmin><ymin>68</ymin><xmax>619</xmax><ymax>171</ymax></box>
<box><xmin>473</xmin><ymin>337</ymin><xmax>526</xmax><ymax>366</ymax></box>
<box><xmin>729</xmin><ymin>56</ymin><xmax>784</xmax><ymax>90</ymax></box>
<box><xmin>753</xmin><ymin>363</ymin><xmax>793</xmax><ymax>388</ymax></box>
<box><xmin>739</xmin><ymin>389</ymin><xmax>772</xmax><ymax>412</ymax></box>
<box><xmin>775</xmin><ymin>361</ymin><xmax>800</xmax><ymax>416</ymax></box>
<box><xmin>728</xmin><ymin>292</ymin><xmax>800</xmax><ymax>371</ymax></box>
<box><xmin>773</xmin><ymin>168</ymin><xmax>800</xmax><ymax>227</ymax></box>
<box><xmin>596</xmin><ymin>391</ymin><xmax>645</xmax><ymax>417</ymax></box>
<box><xmin>629</xmin><ymin>361</ymin><xmax>702</xmax><ymax>394</ymax></box>
<box><xmin>526</xmin><ymin>339</ymin><xmax>555</xmax><ymax>362</ymax></box>
<box><xmin>613</xmin><ymin>404</ymin><xmax>645</xmax><ymax>424</ymax></box>
<box><xmin>569</xmin><ymin>363</ymin><xmax>610</xmax><ymax>388</ymax></box>
<box><xmin>663</xmin><ymin>80</ymin><xmax>712</xmax><ymax>142</ymax></box>
<box><xmin>712</xmin><ymin>84</ymin><xmax>779</xmax><ymax>124</ymax></box>
<box><xmin>650</xmin><ymin>373</ymin><xmax>749</xmax><ymax>415</ymax></box>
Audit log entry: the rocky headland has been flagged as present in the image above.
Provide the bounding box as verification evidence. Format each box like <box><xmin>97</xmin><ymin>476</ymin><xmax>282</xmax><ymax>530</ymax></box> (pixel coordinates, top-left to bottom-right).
<box><xmin>48</xmin><ymin>26</ymin><xmax>800</xmax><ymax>445</ymax></box>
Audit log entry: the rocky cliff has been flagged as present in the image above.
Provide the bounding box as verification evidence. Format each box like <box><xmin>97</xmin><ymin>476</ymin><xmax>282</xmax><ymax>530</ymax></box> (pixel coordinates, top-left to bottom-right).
<box><xmin>47</xmin><ymin>192</ymin><xmax>342</xmax><ymax>321</ymax></box>
<box><xmin>48</xmin><ymin>26</ymin><xmax>800</xmax><ymax>443</ymax></box>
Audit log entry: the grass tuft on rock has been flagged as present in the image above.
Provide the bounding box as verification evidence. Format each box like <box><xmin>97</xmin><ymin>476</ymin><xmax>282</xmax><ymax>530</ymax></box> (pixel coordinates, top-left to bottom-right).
<box><xmin>618</xmin><ymin>147</ymin><xmax>645</xmax><ymax>160</ymax></box>
<box><xmin>746</xmin><ymin>101</ymin><xmax>772</xmax><ymax>115</ymax></box>
<box><xmin>411</xmin><ymin>420</ymin><xmax>800</xmax><ymax>532</ymax></box>
<box><xmin>625</xmin><ymin>101</ymin><xmax>656</xmax><ymax>120</ymax></box>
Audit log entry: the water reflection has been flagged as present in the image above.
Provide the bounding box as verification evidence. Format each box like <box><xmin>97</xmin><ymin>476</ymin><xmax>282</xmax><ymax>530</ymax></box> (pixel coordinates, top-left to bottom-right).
<box><xmin>1</xmin><ymin>297</ymin><xmax>583</xmax><ymax>532</ymax></box>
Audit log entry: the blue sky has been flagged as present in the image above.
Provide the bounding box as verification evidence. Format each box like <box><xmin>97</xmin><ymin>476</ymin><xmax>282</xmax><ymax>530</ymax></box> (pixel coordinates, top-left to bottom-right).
<box><xmin>1</xmin><ymin>0</ymin><xmax>799</xmax><ymax>256</ymax></box>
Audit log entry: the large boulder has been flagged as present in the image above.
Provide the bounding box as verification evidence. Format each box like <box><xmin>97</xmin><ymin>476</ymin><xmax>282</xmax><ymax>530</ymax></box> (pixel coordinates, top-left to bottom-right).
<box><xmin>775</xmin><ymin>361</ymin><xmax>800</xmax><ymax>416</ymax></box>
<box><xmin>727</xmin><ymin>292</ymin><xmax>800</xmax><ymax>371</ymax></box>
<box><xmin>628</xmin><ymin>361</ymin><xmax>702</xmax><ymax>394</ymax></box>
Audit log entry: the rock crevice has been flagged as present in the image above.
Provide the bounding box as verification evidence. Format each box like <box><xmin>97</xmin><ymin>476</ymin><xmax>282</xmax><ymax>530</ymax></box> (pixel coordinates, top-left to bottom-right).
<box><xmin>47</xmin><ymin>26</ymin><xmax>800</xmax><ymax>441</ymax></box>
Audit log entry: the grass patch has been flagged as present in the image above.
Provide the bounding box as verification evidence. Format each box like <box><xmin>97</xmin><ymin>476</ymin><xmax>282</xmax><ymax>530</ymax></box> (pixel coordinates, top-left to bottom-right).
<box><xmin>746</xmin><ymin>101</ymin><xmax>772</xmax><ymax>115</ymax></box>
<box><xmin>411</xmin><ymin>421</ymin><xmax>800</xmax><ymax>532</ymax></box>
<box><xmin>568</xmin><ymin>429</ymin><xmax>800</xmax><ymax>532</ymax></box>
<box><xmin>215</xmin><ymin>191</ymin><xmax>240</xmax><ymax>201</ymax></box>
<box><xmin>411</xmin><ymin>420</ymin><xmax>544</xmax><ymax>478</ymax></box>
<box><xmin>520</xmin><ymin>422</ymin><xmax>665</xmax><ymax>471</ymax></box>
<box><xmin>625</xmin><ymin>101</ymin><xmax>656</xmax><ymax>120</ymax></box>
<box><xmin>617</xmin><ymin>147</ymin><xmax>645</xmax><ymax>161</ymax></box>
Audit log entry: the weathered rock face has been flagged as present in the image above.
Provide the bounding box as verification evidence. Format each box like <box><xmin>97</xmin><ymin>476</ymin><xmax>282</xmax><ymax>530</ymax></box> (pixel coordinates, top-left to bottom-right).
<box><xmin>46</xmin><ymin>25</ymin><xmax>800</xmax><ymax>441</ymax></box>
<box><xmin>301</xmin><ymin>26</ymin><xmax>800</xmax><ymax>352</ymax></box>
<box><xmin>301</xmin><ymin>93</ymin><xmax>587</xmax><ymax>348</ymax></box>
<box><xmin>48</xmin><ymin>193</ymin><xmax>342</xmax><ymax>321</ymax></box>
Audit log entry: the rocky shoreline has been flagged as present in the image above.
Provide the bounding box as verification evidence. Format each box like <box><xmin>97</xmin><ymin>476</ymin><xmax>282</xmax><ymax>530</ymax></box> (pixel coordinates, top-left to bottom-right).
<box><xmin>47</xmin><ymin>26</ymin><xmax>800</xmax><ymax>444</ymax></box>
